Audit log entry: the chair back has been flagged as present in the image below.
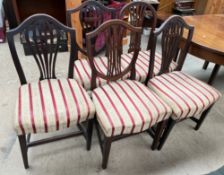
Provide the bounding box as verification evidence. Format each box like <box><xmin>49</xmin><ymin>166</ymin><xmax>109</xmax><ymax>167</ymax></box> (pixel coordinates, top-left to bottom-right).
<box><xmin>119</xmin><ymin>1</ymin><xmax>157</xmax><ymax>52</ymax></box>
<box><xmin>66</xmin><ymin>0</ymin><xmax>116</xmax><ymax>55</ymax></box>
<box><xmin>7</xmin><ymin>14</ymin><xmax>77</xmax><ymax>85</ymax></box>
<box><xmin>151</xmin><ymin>15</ymin><xmax>194</xmax><ymax>77</ymax></box>
<box><xmin>86</xmin><ymin>19</ymin><xmax>142</xmax><ymax>89</ymax></box>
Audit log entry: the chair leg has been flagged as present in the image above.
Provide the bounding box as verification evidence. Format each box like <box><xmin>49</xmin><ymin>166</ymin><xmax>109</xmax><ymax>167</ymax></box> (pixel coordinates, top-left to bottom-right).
<box><xmin>195</xmin><ymin>106</ymin><xmax>213</xmax><ymax>131</ymax></box>
<box><xmin>102</xmin><ymin>137</ymin><xmax>112</xmax><ymax>169</ymax></box>
<box><xmin>86</xmin><ymin>119</ymin><xmax>94</xmax><ymax>151</ymax></box>
<box><xmin>151</xmin><ymin>120</ymin><xmax>167</xmax><ymax>150</ymax></box>
<box><xmin>208</xmin><ymin>64</ymin><xmax>220</xmax><ymax>85</ymax></box>
<box><xmin>157</xmin><ymin>118</ymin><xmax>176</xmax><ymax>151</ymax></box>
<box><xmin>202</xmin><ymin>61</ymin><xmax>209</xmax><ymax>70</ymax></box>
<box><xmin>18</xmin><ymin>135</ymin><xmax>29</xmax><ymax>169</ymax></box>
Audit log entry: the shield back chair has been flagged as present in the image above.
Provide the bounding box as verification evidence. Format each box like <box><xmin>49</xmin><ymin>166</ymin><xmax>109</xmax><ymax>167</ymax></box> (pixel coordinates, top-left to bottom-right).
<box><xmin>86</xmin><ymin>19</ymin><xmax>172</xmax><ymax>169</ymax></box>
<box><xmin>7</xmin><ymin>14</ymin><xmax>95</xmax><ymax>169</ymax></box>
<box><xmin>66</xmin><ymin>0</ymin><xmax>117</xmax><ymax>91</ymax></box>
<box><xmin>146</xmin><ymin>15</ymin><xmax>222</xmax><ymax>150</ymax></box>
<box><xmin>119</xmin><ymin>1</ymin><xmax>178</xmax><ymax>83</ymax></box>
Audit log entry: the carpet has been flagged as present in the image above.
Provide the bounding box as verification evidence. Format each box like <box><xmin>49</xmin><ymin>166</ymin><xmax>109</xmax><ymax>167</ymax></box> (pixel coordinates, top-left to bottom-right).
<box><xmin>208</xmin><ymin>166</ymin><xmax>224</xmax><ymax>175</ymax></box>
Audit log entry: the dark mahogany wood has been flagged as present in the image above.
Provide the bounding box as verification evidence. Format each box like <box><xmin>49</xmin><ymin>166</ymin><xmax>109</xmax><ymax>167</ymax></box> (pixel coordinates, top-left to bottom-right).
<box><xmin>66</xmin><ymin>0</ymin><xmax>116</xmax><ymax>56</ymax></box>
<box><xmin>7</xmin><ymin>14</ymin><xmax>77</xmax><ymax>84</ymax></box>
<box><xmin>119</xmin><ymin>1</ymin><xmax>157</xmax><ymax>52</ymax></box>
<box><xmin>152</xmin><ymin>15</ymin><xmax>194</xmax><ymax>77</ymax></box>
<box><xmin>7</xmin><ymin>14</ymin><xmax>93</xmax><ymax>169</ymax></box>
<box><xmin>150</xmin><ymin>16</ymin><xmax>217</xmax><ymax>150</ymax></box>
<box><xmin>87</xmin><ymin>19</ymin><xmax>168</xmax><ymax>168</ymax></box>
<box><xmin>86</xmin><ymin>19</ymin><xmax>142</xmax><ymax>89</ymax></box>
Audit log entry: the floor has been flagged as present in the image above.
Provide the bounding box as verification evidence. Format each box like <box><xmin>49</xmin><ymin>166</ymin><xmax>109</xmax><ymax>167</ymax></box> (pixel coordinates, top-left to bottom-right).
<box><xmin>0</xmin><ymin>36</ymin><xmax>223</xmax><ymax>175</ymax></box>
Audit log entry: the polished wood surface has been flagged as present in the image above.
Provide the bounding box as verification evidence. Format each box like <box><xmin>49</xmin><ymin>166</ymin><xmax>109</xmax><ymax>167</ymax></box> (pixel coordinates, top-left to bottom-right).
<box><xmin>205</xmin><ymin>0</ymin><xmax>224</xmax><ymax>14</ymax></box>
<box><xmin>184</xmin><ymin>14</ymin><xmax>224</xmax><ymax>65</ymax></box>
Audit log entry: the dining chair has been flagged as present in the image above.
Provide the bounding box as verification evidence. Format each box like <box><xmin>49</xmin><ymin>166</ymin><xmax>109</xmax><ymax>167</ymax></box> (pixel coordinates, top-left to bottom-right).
<box><xmin>86</xmin><ymin>19</ymin><xmax>172</xmax><ymax>169</ymax></box>
<box><xmin>66</xmin><ymin>0</ymin><xmax>117</xmax><ymax>91</ymax></box>
<box><xmin>119</xmin><ymin>1</ymin><xmax>178</xmax><ymax>83</ymax></box>
<box><xmin>7</xmin><ymin>14</ymin><xmax>95</xmax><ymax>169</ymax></box>
<box><xmin>146</xmin><ymin>15</ymin><xmax>222</xmax><ymax>150</ymax></box>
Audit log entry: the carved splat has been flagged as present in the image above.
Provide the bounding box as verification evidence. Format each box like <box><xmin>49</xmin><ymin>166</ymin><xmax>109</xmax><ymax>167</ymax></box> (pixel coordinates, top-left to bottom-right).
<box><xmin>119</xmin><ymin>2</ymin><xmax>157</xmax><ymax>52</ymax></box>
<box><xmin>86</xmin><ymin>19</ymin><xmax>142</xmax><ymax>89</ymax></box>
<box><xmin>7</xmin><ymin>14</ymin><xmax>77</xmax><ymax>84</ymax></box>
<box><xmin>66</xmin><ymin>1</ymin><xmax>116</xmax><ymax>55</ymax></box>
<box><xmin>152</xmin><ymin>15</ymin><xmax>194</xmax><ymax>75</ymax></box>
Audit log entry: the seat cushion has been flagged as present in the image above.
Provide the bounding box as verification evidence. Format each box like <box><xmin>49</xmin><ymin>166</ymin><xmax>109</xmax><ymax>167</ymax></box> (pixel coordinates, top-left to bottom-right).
<box><xmin>121</xmin><ymin>50</ymin><xmax>177</xmax><ymax>82</ymax></box>
<box><xmin>74</xmin><ymin>57</ymin><xmax>108</xmax><ymax>91</ymax></box>
<box><xmin>147</xmin><ymin>71</ymin><xmax>222</xmax><ymax>120</ymax></box>
<box><xmin>74</xmin><ymin>51</ymin><xmax>177</xmax><ymax>91</ymax></box>
<box><xmin>15</xmin><ymin>79</ymin><xmax>95</xmax><ymax>135</ymax></box>
<box><xmin>92</xmin><ymin>80</ymin><xmax>172</xmax><ymax>137</ymax></box>
<box><xmin>74</xmin><ymin>56</ymin><xmax>129</xmax><ymax>91</ymax></box>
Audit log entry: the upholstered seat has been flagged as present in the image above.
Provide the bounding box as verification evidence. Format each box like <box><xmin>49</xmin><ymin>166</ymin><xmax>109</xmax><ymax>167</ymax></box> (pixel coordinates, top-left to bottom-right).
<box><xmin>74</xmin><ymin>51</ymin><xmax>177</xmax><ymax>90</ymax></box>
<box><xmin>74</xmin><ymin>56</ymin><xmax>129</xmax><ymax>90</ymax></box>
<box><xmin>121</xmin><ymin>50</ymin><xmax>177</xmax><ymax>82</ymax></box>
<box><xmin>15</xmin><ymin>79</ymin><xmax>95</xmax><ymax>135</ymax></box>
<box><xmin>147</xmin><ymin>71</ymin><xmax>221</xmax><ymax>120</ymax></box>
<box><xmin>92</xmin><ymin>80</ymin><xmax>172</xmax><ymax>137</ymax></box>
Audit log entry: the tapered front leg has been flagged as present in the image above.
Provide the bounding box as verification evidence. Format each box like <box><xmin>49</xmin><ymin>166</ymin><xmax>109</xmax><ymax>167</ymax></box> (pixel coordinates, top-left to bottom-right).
<box><xmin>18</xmin><ymin>135</ymin><xmax>29</xmax><ymax>169</ymax></box>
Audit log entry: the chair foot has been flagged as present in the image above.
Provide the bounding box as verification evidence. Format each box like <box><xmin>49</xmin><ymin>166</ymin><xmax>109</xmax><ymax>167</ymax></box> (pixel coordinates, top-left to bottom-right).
<box><xmin>151</xmin><ymin>120</ymin><xmax>167</xmax><ymax>150</ymax></box>
<box><xmin>86</xmin><ymin>119</ymin><xmax>94</xmax><ymax>151</ymax></box>
<box><xmin>202</xmin><ymin>61</ymin><xmax>209</xmax><ymax>70</ymax></box>
<box><xmin>157</xmin><ymin>118</ymin><xmax>176</xmax><ymax>150</ymax></box>
<box><xmin>195</xmin><ymin>106</ymin><xmax>213</xmax><ymax>131</ymax></box>
<box><xmin>102</xmin><ymin>137</ymin><xmax>112</xmax><ymax>169</ymax></box>
<box><xmin>18</xmin><ymin>135</ymin><xmax>29</xmax><ymax>169</ymax></box>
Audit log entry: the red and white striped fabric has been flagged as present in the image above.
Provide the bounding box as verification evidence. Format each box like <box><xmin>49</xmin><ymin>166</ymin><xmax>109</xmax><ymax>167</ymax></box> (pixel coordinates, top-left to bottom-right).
<box><xmin>74</xmin><ymin>56</ymin><xmax>129</xmax><ymax>91</ymax></box>
<box><xmin>147</xmin><ymin>71</ymin><xmax>222</xmax><ymax>120</ymax></box>
<box><xmin>121</xmin><ymin>50</ymin><xmax>177</xmax><ymax>82</ymax></box>
<box><xmin>74</xmin><ymin>51</ymin><xmax>177</xmax><ymax>91</ymax></box>
<box><xmin>15</xmin><ymin>79</ymin><xmax>95</xmax><ymax>135</ymax></box>
<box><xmin>92</xmin><ymin>80</ymin><xmax>172</xmax><ymax>137</ymax></box>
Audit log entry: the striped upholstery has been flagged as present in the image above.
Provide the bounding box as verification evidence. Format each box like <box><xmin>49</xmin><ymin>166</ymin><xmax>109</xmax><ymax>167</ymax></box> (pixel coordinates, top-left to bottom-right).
<box><xmin>121</xmin><ymin>50</ymin><xmax>177</xmax><ymax>82</ymax></box>
<box><xmin>74</xmin><ymin>57</ymin><xmax>108</xmax><ymax>91</ymax></box>
<box><xmin>92</xmin><ymin>80</ymin><xmax>172</xmax><ymax>137</ymax></box>
<box><xmin>147</xmin><ymin>71</ymin><xmax>222</xmax><ymax>120</ymax></box>
<box><xmin>74</xmin><ymin>51</ymin><xmax>177</xmax><ymax>90</ymax></box>
<box><xmin>15</xmin><ymin>79</ymin><xmax>95</xmax><ymax>135</ymax></box>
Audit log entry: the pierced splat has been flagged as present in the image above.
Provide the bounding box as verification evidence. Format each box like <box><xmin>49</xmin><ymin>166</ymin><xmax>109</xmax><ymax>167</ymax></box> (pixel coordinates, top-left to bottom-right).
<box><xmin>7</xmin><ymin>14</ymin><xmax>77</xmax><ymax>84</ymax></box>
<box><xmin>21</xmin><ymin>19</ymin><xmax>66</xmax><ymax>80</ymax></box>
<box><xmin>119</xmin><ymin>2</ymin><xmax>157</xmax><ymax>52</ymax></box>
<box><xmin>152</xmin><ymin>15</ymin><xmax>194</xmax><ymax>75</ymax></box>
<box><xmin>66</xmin><ymin>1</ymin><xmax>116</xmax><ymax>55</ymax></box>
<box><xmin>86</xmin><ymin>19</ymin><xmax>142</xmax><ymax>89</ymax></box>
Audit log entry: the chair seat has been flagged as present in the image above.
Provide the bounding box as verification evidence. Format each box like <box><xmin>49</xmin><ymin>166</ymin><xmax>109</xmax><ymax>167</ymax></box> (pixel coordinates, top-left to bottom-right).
<box><xmin>15</xmin><ymin>79</ymin><xmax>95</xmax><ymax>135</ymax></box>
<box><xmin>121</xmin><ymin>50</ymin><xmax>177</xmax><ymax>82</ymax></box>
<box><xmin>74</xmin><ymin>51</ymin><xmax>177</xmax><ymax>90</ymax></box>
<box><xmin>147</xmin><ymin>71</ymin><xmax>222</xmax><ymax>120</ymax></box>
<box><xmin>74</xmin><ymin>56</ymin><xmax>128</xmax><ymax>91</ymax></box>
<box><xmin>92</xmin><ymin>80</ymin><xmax>172</xmax><ymax>137</ymax></box>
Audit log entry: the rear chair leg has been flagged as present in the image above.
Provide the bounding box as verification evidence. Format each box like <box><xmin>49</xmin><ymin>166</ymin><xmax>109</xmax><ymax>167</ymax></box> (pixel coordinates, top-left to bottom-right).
<box><xmin>195</xmin><ymin>106</ymin><xmax>213</xmax><ymax>131</ymax></box>
<box><xmin>102</xmin><ymin>137</ymin><xmax>112</xmax><ymax>169</ymax></box>
<box><xmin>18</xmin><ymin>135</ymin><xmax>29</xmax><ymax>169</ymax></box>
<box><xmin>202</xmin><ymin>61</ymin><xmax>209</xmax><ymax>70</ymax></box>
<box><xmin>151</xmin><ymin>120</ymin><xmax>167</xmax><ymax>150</ymax></box>
<box><xmin>157</xmin><ymin>118</ymin><xmax>176</xmax><ymax>150</ymax></box>
<box><xmin>86</xmin><ymin>119</ymin><xmax>94</xmax><ymax>151</ymax></box>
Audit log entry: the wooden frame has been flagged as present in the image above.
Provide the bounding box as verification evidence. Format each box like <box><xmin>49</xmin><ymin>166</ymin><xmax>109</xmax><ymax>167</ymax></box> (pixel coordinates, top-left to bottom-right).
<box><xmin>6</xmin><ymin>14</ymin><xmax>94</xmax><ymax>169</ymax></box>
<box><xmin>66</xmin><ymin>0</ymin><xmax>116</xmax><ymax>56</ymax></box>
<box><xmin>86</xmin><ymin>19</ymin><xmax>168</xmax><ymax>169</ymax></box>
<box><xmin>148</xmin><ymin>15</ymin><xmax>216</xmax><ymax>150</ymax></box>
<box><xmin>119</xmin><ymin>1</ymin><xmax>158</xmax><ymax>52</ymax></box>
